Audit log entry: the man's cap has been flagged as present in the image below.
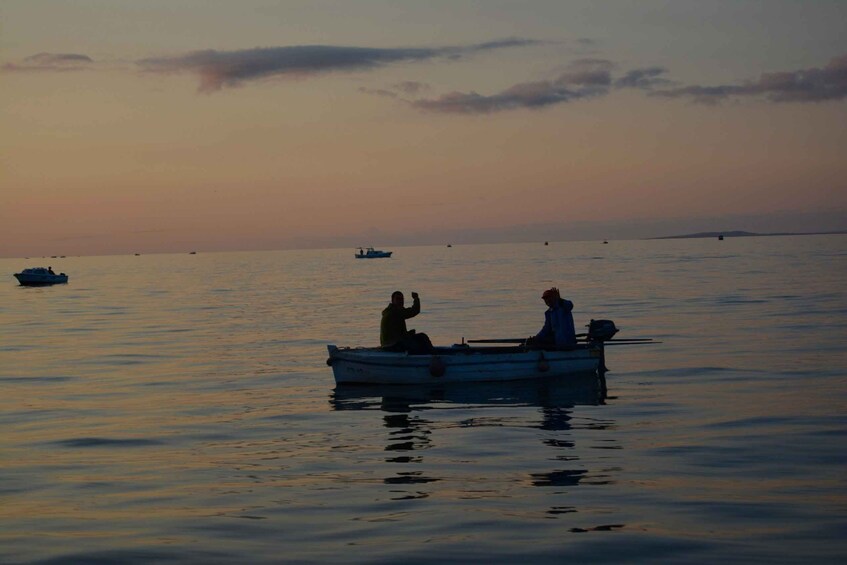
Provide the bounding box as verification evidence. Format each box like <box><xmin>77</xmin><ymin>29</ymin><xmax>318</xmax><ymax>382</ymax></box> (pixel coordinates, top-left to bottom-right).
<box><xmin>542</xmin><ymin>288</ymin><xmax>558</xmax><ymax>300</ymax></box>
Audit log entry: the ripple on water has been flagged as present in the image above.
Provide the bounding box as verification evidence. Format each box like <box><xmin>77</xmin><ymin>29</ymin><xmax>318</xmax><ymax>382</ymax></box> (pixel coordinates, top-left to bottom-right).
<box><xmin>49</xmin><ymin>437</ymin><xmax>166</xmax><ymax>448</ymax></box>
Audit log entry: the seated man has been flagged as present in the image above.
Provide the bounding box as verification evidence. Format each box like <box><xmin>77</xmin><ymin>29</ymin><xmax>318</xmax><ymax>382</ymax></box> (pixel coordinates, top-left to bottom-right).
<box><xmin>380</xmin><ymin>290</ymin><xmax>434</xmax><ymax>354</ymax></box>
<box><xmin>528</xmin><ymin>287</ymin><xmax>577</xmax><ymax>348</ymax></box>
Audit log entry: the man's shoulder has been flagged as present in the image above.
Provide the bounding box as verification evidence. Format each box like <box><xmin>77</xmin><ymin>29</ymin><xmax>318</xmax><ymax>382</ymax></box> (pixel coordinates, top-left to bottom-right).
<box><xmin>382</xmin><ymin>304</ymin><xmax>395</xmax><ymax>315</ymax></box>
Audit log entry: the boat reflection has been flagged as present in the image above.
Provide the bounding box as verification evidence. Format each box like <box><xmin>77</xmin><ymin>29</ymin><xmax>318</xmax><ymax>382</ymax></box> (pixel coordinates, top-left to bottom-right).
<box><xmin>330</xmin><ymin>372</ymin><xmax>612</xmax><ymax>503</ymax></box>
<box><xmin>330</xmin><ymin>371</ymin><xmax>607</xmax><ymax>412</ymax></box>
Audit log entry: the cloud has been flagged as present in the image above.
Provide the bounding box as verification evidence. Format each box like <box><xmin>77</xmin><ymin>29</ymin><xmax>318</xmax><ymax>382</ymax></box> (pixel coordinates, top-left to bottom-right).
<box><xmin>358</xmin><ymin>87</ymin><xmax>399</xmax><ymax>99</ymax></box>
<box><xmin>359</xmin><ymin>80</ymin><xmax>431</xmax><ymax>99</ymax></box>
<box><xmin>409</xmin><ymin>58</ymin><xmax>622</xmax><ymax>114</ymax></box>
<box><xmin>2</xmin><ymin>52</ymin><xmax>93</xmax><ymax>72</ymax></box>
<box><xmin>558</xmin><ymin>58</ymin><xmax>614</xmax><ymax>86</ymax></box>
<box><xmin>652</xmin><ymin>54</ymin><xmax>847</xmax><ymax>104</ymax></box>
<box><xmin>615</xmin><ymin>67</ymin><xmax>672</xmax><ymax>89</ymax></box>
<box><xmin>411</xmin><ymin>82</ymin><xmax>598</xmax><ymax>114</ymax></box>
<box><xmin>404</xmin><ymin>54</ymin><xmax>847</xmax><ymax>113</ymax></box>
<box><xmin>137</xmin><ymin>39</ymin><xmax>541</xmax><ymax>92</ymax></box>
<box><xmin>393</xmin><ymin>81</ymin><xmax>430</xmax><ymax>95</ymax></box>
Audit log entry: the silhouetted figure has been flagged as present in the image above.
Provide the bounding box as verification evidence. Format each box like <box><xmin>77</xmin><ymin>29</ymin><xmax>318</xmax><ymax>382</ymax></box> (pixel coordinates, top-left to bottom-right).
<box><xmin>380</xmin><ymin>291</ymin><xmax>433</xmax><ymax>354</ymax></box>
<box><xmin>527</xmin><ymin>287</ymin><xmax>576</xmax><ymax>347</ymax></box>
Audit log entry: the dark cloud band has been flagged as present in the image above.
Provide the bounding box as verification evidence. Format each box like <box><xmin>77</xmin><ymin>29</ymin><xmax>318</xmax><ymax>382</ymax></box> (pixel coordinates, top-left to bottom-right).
<box><xmin>652</xmin><ymin>55</ymin><xmax>847</xmax><ymax>104</ymax></box>
<box><xmin>4</xmin><ymin>43</ymin><xmax>844</xmax><ymax>112</ymax></box>
<box><xmin>2</xmin><ymin>52</ymin><xmax>93</xmax><ymax>72</ymax></box>
<box><xmin>409</xmin><ymin>59</ymin><xmax>669</xmax><ymax>114</ymax></box>
<box><xmin>136</xmin><ymin>39</ymin><xmax>541</xmax><ymax>92</ymax></box>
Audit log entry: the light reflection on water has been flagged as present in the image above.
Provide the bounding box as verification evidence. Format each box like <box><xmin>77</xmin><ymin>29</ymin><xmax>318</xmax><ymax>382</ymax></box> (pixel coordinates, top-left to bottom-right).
<box><xmin>1</xmin><ymin>237</ymin><xmax>845</xmax><ymax>563</ymax></box>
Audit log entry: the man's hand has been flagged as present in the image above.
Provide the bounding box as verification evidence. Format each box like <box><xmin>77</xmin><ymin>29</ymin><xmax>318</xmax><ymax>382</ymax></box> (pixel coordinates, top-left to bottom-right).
<box><xmin>411</xmin><ymin>292</ymin><xmax>419</xmax><ymax>300</ymax></box>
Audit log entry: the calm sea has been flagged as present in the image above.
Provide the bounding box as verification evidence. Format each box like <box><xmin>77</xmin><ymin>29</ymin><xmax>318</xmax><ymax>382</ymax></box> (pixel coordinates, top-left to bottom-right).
<box><xmin>1</xmin><ymin>237</ymin><xmax>845</xmax><ymax>564</ymax></box>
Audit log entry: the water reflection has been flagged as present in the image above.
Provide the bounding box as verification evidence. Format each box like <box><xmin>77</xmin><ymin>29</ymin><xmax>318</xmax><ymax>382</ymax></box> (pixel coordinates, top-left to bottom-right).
<box><xmin>380</xmin><ymin>413</ymin><xmax>438</xmax><ymax>498</ymax></box>
<box><xmin>330</xmin><ymin>372</ymin><xmax>606</xmax><ymax>412</ymax></box>
<box><xmin>383</xmin><ymin>413</ymin><xmax>432</xmax><ymax>458</ymax></box>
<box><xmin>331</xmin><ymin>373</ymin><xmax>613</xmax><ymax>505</ymax></box>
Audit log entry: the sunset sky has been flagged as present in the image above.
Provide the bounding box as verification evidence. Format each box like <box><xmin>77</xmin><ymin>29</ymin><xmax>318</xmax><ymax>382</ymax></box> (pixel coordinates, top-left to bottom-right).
<box><xmin>2</xmin><ymin>0</ymin><xmax>846</xmax><ymax>257</ymax></box>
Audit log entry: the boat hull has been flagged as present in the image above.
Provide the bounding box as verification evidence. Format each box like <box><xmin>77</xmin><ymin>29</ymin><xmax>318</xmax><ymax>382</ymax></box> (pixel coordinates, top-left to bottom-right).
<box><xmin>327</xmin><ymin>344</ymin><xmax>601</xmax><ymax>385</ymax></box>
<box><xmin>14</xmin><ymin>273</ymin><xmax>69</xmax><ymax>286</ymax></box>
<box><xmin>355</xmin><ymin>252</ymin><xmax>392</xmax><ymax>258</ymax></box>
<box><xmin>332</xmin><ymin>372</ymin><xmax>607</xmax><ymax>409</ymax></box>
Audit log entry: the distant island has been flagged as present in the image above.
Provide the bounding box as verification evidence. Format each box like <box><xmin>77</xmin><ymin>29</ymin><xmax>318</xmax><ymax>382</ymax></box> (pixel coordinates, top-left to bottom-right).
<box><xmin>651</xmin><ymin>230</ymin><xmax>847</xmax><ymax>240</ymax></box>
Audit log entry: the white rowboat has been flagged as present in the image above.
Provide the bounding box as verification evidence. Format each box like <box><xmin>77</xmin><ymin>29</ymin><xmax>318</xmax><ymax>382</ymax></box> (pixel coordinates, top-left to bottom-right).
<box><xmin>326</xmin><ymin>343</ymin><xmax>603</xmax><ymax>385</ymax></box>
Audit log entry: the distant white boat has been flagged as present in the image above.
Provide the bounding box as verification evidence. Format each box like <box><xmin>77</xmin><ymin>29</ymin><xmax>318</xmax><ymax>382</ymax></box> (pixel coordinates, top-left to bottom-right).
<box><xmin>13</xmin><ymin>267</ymin><xmax>68</xmax><ymax>286</ymax></box>
<box><xmin>355</xmin><ymin>247</ymin><xmax>392</xmax><ymax>259</ymax></box>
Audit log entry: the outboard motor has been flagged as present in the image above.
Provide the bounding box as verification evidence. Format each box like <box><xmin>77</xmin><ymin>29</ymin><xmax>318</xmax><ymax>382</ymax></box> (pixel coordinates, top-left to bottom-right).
<box><xmin>587</xmin><ymin>319</ymin><xmax>619</xmax><ymax>342</ymax></box>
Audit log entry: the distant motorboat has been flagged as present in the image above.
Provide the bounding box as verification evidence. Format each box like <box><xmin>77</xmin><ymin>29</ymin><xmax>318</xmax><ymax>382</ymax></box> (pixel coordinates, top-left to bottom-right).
<box><xmin>13</xmin><ymin>267</ymin><xmax>68</xmax><ymax>286</ymax></box>
<box><xmin>355</xmin><ymin>247</ymin><xmax>392</xmax><ymax>259</ymax></box>
<box><xmin>718</xmin><ymin>235</ymin><xmax>724</xmax><ymax>241</ymax></box>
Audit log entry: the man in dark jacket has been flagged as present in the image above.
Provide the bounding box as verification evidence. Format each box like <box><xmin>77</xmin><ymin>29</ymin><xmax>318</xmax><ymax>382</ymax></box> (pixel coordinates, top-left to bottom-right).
<box><xmin>380</xmin><ymin>291</ymin><xmax>433</xmax><ymax>354</ymax></box>
<box><xmin>530</xmin><ymin>287</ymin><xmax>577</xmax><ymax>347</ymax></box>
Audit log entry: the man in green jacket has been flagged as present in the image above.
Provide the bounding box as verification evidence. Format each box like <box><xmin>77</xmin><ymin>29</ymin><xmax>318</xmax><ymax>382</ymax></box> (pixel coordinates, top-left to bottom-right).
<box><xmin>380</xmin><ymin>290</ymin><xmax>433</xmax><ymax>354</ymax></box>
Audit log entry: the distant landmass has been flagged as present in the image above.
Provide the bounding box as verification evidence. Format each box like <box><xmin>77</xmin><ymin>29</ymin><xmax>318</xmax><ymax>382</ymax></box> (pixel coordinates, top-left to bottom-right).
<box><xmin>652</xmin><ymin>230</ymin><xmax>847</xmax><ymax>240</ymax></box>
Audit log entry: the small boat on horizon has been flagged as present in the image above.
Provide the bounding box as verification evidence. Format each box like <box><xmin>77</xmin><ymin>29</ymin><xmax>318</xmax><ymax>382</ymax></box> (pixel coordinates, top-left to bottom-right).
<box><xmin>13</xmin><ymin>267</ymin><xmax>69</xmax><ymax>286</ymax></box>
<box><xmin>355</xmin><ymin>247</ymin><xmax>392</xmax><ymax>259</ymax></box>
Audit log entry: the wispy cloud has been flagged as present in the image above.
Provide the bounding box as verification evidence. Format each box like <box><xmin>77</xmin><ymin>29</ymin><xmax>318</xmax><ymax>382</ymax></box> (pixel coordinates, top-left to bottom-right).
<box><xmin>393</xmin><ymin>81</ymin><xmax>430</xmax><ymax>95</ymax></box>
<box><xmin>652</xmin><ymin>54</ymin><xmax>847</xmax><ymax>104</ymax></box>
<box><xmin>2</xmin><ymin>52</ymin><xmax>93</xmax><ymax>72</ymax></box>
<box><xmin>137</xmin><ymin>39</ymin><xmax>541</xmax><ymax>93</ymax></box>
<box><xmin>408</xmin><ymin>59</ymin><xmax>669</xmax><ymax>114</ymax></box>
<box><xmin>7</xmin><ymin>43</ymin><xmax>843</xmax><ymax>111</ymax></box>
<box><xmin>399</xmin><ymin>54</ymin><xmax>847</xmax><ymax>113</ymax></box>
<box><xmin>359</xmin><ymin>80</ymin><xmax>431</xmax><ymax>99</ymax></box>
<box><xmin>614</xmin><ymin>67</ymin><xmax>672</xmax><ymax>89</ymax></box>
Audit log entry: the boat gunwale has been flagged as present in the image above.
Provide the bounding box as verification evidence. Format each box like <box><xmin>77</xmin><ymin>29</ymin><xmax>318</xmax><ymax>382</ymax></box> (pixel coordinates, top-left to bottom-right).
<box><xmin>328</xmin><ymin>344</ymin><xmax>600</xmax><ymax>369</ymax></box>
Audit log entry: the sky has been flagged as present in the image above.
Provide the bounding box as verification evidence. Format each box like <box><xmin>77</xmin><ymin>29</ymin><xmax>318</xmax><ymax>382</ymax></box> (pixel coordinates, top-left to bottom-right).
<box><xmin>2</xmin><ymin>0</ymin><xmax>846</xmax><ymax>257</ymax></box>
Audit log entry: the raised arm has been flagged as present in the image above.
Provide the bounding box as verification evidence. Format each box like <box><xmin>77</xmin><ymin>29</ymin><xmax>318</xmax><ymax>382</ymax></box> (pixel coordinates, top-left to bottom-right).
<box><xmin>404</xmin><ymin>292</ymin><xmax>421</xmax><ymax>319</ymax></box>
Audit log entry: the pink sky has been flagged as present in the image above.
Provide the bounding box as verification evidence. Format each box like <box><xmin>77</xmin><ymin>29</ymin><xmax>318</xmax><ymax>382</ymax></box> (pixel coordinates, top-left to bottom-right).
<box><xmin>2</xmin><ymin>1</ymin><xmax>846</xmax><ymax>257</ymax></box>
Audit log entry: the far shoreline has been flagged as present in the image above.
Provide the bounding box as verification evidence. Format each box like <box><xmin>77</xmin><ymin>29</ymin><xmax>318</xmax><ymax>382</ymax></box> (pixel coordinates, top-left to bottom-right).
<box><xmin>650</xmin><ymin>230</ymin><xmax>847</xmax><ymax>240</ymax></box>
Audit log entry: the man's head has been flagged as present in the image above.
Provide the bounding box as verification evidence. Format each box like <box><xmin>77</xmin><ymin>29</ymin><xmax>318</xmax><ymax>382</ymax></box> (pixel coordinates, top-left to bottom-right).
<box><xmin>542</xmin><ymin>287</ymin><xmax>560</xmax><ymax>307</ymax></box>
<box><xmin>391</xmin><ymin>291</ymin><xmax>404</xmax><ymax>306</ymax></box>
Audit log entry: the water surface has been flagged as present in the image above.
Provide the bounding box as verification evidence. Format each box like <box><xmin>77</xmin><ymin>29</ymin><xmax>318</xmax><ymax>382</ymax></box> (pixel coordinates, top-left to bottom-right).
<box><xmin>1</xmin><ymin>237</ymin><xmax>845</xmax><ymax>563</ymax></box>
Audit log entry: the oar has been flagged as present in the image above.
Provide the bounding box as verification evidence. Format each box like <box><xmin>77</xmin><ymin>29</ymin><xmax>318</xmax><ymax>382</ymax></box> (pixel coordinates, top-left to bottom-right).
<box><xmin>469</xmin><ymin>337</ymin><xmax>659</xmax><ymax>344</ymax></box>
<box><xmin>601</xmin><ymin>340</ymin><xmax>661</xmax><ymax>346</ymax></box>
<box><xmin>466</xmin><ymin>338</ymin><xmax>527</xmax><ymax>344</ymax></box>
